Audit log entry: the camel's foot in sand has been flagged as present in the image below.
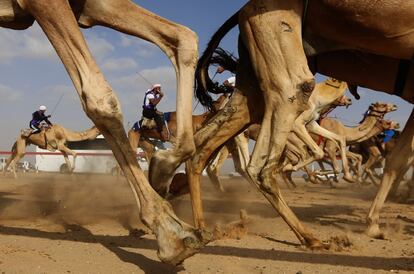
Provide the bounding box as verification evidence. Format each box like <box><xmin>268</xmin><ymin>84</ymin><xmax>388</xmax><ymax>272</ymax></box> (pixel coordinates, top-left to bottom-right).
<box><xmin>365</xmin><ymin>224</ymin><xmax>385</xmax><ymax>239</ymax></box>
<box><xmin>305</xmin><ymin>238</ymin><xmax>330</xmax><ymax>250</ymax></box>
<box><xmin>154</xmin><ymin>203</ymin><xmax>212</xmax><ymax>265</ymax></box>
<box><xmin>343</xmin><ymin>174</ymin><xmax>358</xmax><ymax>184</ymax></box>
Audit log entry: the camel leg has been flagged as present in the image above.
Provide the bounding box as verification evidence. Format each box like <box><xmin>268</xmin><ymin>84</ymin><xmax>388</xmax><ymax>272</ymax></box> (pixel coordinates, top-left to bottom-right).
<box><xmin>3</xmin><ymin>139</ymin><xmax>26</xmax><ymax>178</ymax></box>
<box><xmin>127</xmin><ymin>129</ymin><xmax>140</xmax><ymax>154</ymax></box>
<box><xmin>247</xmin><ymin>108</ymin><xmax>323</xmax><ymax>247</ymax></box>
<box><xmin>22</xmin><ymin>0</ymin><xmax>207</xmax><ymax>264</ymax></box>
<box><xmin>229</xmin><ymin>132</ymin><xmax>251</xmax><ymax>179</ymax></box>
<box><xmin>304</xmin><ymin>165</ymin><xmax>320</xmax><ymax>184</ymax></box>
<box><xmin>206</xmin><ymin>146</ymin><xmax>228</xmax><ymax>192</ymax></box>
<box><xmin>305</xmin><ymin>122</ymin><xmax>353</xmax><ymax>181</ymax></box>
<box><xmin>58</xmin><ymin>145</ymin><xmax>77</xmax><ymax>172</ymax></box>
<box><xmin>239</xmin><ymin>2</ymin><xmax>323</xmax><ymax>247</ymax></box>
<box><xmin>366</xmin><ymin>110</ymin><xmax>414</xmax><ymax>239</ymax></box>
<box><xmin>284</xmin><ymin>124</ymin><xmax>325</xmax><ymax>173</ymax></box>
<box><xmin>347</xmin><ymin>151</ymin><xmax>363</xmax><ymax>184</ymax></box>
<box><xmin>364</xmin><ymin>152</ymin><xmax>382</xmax><ymax>186</ymax></box>
<box><xmin>187</xmin><ymin>91</ymin><xmax>252</xmax><ymax>228</ymax></box>
<box><xmin>77</xmin><ymin>0</ymin><xmax>198</xmax><ymax>188</ymax></box>
<box><xmin>138</xmin><ymin>138</ymin><xmax>156</xmax><ymax>163</ymax></box>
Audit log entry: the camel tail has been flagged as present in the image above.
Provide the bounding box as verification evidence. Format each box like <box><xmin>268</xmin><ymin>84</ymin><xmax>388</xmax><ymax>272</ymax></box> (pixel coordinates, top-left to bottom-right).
<box><xmin>195</xmin><ymin>10</ymin><xmax>240</xmax><ymax>109</ymax></box>
<box><xmin>210</xmin><ymin>48</ymin><xmax>238</xmax><ymax>74</ymax></box>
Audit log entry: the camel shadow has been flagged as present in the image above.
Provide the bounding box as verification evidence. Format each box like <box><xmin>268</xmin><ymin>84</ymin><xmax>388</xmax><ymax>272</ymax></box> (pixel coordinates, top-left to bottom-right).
<box><xmin>0</xmin><ymin>224</ymin><xmax>177</xmax><ymax>273</ymax></box>
<box><xmin>0</xmin><ymin>224</ymin><xmax>413</xmax><ymax>271</ymax></box>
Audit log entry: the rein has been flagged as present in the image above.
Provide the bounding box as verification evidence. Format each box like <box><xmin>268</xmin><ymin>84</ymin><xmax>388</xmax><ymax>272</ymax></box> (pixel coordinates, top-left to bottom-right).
<box><xmin>302</xmin><ymin>0</ymin><xmax>310</xmax><ymax>35</ymax></box>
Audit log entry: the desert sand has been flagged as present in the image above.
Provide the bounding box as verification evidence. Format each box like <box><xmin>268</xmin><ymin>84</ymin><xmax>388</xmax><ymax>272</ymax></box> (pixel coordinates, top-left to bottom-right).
<box><xmin>0</xmin><ymin>173</ymin><xmax>412</xmax><ymax>273</ymax></box>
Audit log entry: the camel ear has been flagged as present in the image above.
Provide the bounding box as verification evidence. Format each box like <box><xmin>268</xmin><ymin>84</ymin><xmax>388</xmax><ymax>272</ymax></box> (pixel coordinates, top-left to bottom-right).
<box><xmin>348</xmin><ymin>84</ymin><xmax>360</xmax><ymax>100</ymax></box>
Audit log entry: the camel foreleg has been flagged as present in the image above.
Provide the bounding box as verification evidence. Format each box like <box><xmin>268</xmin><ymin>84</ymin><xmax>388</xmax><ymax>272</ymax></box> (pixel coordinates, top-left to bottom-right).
<box><xmin>78</xmin><ymin>0</ymin><xmax>199</xmax><ymax>193</ymax></box>
<box><xmin>366</xmin><ymin>110</ymin><xmax>414</xmax><ymax>239</ymax></box>
<box><xmin>206</xmin><ymin>146</ymin><xmax>228</xmax><ymax>192</ymax></box>
<box><xmin>23</xmin><ymin>0</ymin><xmax>206</xmax><ymax>264</ymax></box>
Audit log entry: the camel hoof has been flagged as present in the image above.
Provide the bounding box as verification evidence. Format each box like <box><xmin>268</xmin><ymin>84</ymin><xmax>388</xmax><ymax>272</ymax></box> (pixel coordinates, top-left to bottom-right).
<box><xmin>343</xmin><ymin>175</ymin><xmax>357</xmax><ymax>183</ymax></box>
<box><xmin>365</xmin><ymin>225</ymin><xmax>385</xmax><ymax>239</ymax></box>
<box><xmin>308</xmin><ymin>240</ymin><xmax>330</xmax><ymax>250</ymax></box>
<box><xmin>282</xmin><ymin>164</ymin><xmax>294</xmax><ymax>172</ymax></box>
<box><xmin>159</xmin><ymin>229</ymin><xmax>211</xmax><ymax>266</ymax></box>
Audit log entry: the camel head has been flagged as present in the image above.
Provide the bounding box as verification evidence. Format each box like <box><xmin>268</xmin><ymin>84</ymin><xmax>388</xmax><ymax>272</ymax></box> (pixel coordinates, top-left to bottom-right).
<box><xmin>376</xmin><ymin>119</ymin><xmax>399</xmax><ymax>131</ymax></box>
<box><xmin>380</xmin><ymin>120</ymin><xmax>400</xmax><ymax>130</ymax></box>
<box><xmin>369</xmin><ymin>102</ymin><xmax>398</xmax><ymax>114</ymax></box>
<box><xmin>335</xmin><ymin>95</ymin><xmax>352</xmax><ymax>108</ymax></box>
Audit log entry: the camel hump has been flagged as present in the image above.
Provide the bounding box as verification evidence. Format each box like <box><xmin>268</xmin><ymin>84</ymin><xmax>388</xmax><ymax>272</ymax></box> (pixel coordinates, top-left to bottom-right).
<box><xmin>20</xmin><ymin>129</ymin><xmax>31</xmax><ymax>138</ymax></box>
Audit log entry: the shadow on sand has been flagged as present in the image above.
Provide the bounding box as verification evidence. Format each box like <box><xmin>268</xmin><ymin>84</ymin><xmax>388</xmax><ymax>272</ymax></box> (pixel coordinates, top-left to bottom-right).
<box><xmin>0</xmin><ymin>225</ymin><xmax>413</xmax><ymax>272</ymax></box>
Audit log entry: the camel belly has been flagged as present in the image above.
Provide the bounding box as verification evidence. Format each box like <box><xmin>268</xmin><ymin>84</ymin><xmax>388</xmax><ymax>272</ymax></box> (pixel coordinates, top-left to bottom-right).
<box><xmin>307</xmin><ymin>0</ymin><xmax>414</xmax><ymax>59</ymax></box>
<box><xmin>0</xmin><ymin>0</ymin><xmax>33</xmax><ymax>29</ymax></box>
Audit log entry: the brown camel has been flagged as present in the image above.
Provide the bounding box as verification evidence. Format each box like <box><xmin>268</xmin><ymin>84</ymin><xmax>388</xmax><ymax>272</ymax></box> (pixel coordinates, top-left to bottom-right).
<box><xmin>0</xmin><ymin>0</ymin><xmax>209</xmax><ymax>264</ymax></box>
<box><xmin>350</xmin><ymin>128</ymin><xmax>401</xmax><ymax>185</ymax></box>
<box><xmin>127</xmin><ymin>94</ymin><xmax>230</xmax><ymax>164</ymax></box>
<box><xmin>3</xmin><ymin>125</ymin><xmax>100</xmax><ymax>177</ymax></box>
<box><xmin>171</xmin><ymin>0</ymin><xmax>414</xmax><ymax>247</ymax></box>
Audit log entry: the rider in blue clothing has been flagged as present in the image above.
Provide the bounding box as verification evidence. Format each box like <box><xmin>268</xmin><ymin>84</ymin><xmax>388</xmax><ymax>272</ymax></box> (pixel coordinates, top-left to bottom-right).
<box><xmin>30</xmin><ymin>105</ymin><xmax>52</xmax><ymax>135</ymax></box>
<box><xmin>142</xmin><ymin>84</ymin><xmax>167</xmax><ymax>141</ymax></box>
<box><xmin>382</xmin><ymin>129</ymin><xmax>395</xmax><ymax>143</ymax></box>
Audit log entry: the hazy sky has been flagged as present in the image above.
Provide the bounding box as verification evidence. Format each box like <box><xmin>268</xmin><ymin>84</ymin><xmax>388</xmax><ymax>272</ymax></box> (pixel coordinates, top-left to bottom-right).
<box><xmin>0</xmin><ymin>0</ymin><xmax>411</xmax><ymax>151</ymax></box>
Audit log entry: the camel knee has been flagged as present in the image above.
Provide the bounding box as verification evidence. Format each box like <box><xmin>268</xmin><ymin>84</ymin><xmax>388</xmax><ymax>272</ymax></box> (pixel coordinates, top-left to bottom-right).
<box><xmin>314</xmin><ymin>149</ymin><xmax>325</xmax><ymax>161</ymax></box>
<box><xmin>246</xmin><ymin>165</ymin><xmax>261</xmax><ymax>183</ymax></box>
<box><xmin>82</xmin><ymin>90</ymin><xmax>123</xmax><ymax>126</ymax></box>
<box><xmin>175</xmin><ymin>27</ymin><xmax>198</xmax><ymax>65</ymax></box>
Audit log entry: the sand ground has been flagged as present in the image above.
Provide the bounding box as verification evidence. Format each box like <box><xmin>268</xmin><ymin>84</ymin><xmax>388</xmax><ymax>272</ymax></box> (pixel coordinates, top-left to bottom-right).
<box><xmin>0</xmin><ymin>172</ymin><xmax>412</xmax><ymax>273</ymax></box>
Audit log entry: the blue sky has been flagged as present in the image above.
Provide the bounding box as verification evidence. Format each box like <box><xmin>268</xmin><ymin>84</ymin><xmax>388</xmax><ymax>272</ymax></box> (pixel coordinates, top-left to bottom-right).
<box><xmin>0</xmin><ymin>0</ymin><xmax>411</xmax><ymax>150</ymax></box>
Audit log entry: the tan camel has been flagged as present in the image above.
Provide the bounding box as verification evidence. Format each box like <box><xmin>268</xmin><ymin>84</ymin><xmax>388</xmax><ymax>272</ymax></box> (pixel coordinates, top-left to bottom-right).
<box><xmin>3</xmin><ymin>125</ymin><xmax>100</xmax><ymax>177</ymax></box>
<box><xmin>282</xmin><ymin>79</ymin><xmax>352</xmax><ymax>179</ymax></box>
<box><xmin>299</xmin><ymin>102</ymin><xmax>398</xmax><ymax>182</ymax></box>
<box><xmin>206</xmin><ymin>87</ymin><xmax>352</xmax><ymax>191</ymax></box>
<box><xmin>306</xmin><ymin>118</ymin><xmax>400</xmax><ymax>185</ymax></box>
<box><xmin>0</xmin><ymin>0</ymin><xmax>209</xmax><ymax>264</ymax></box>
<box><xmin>173</xmin><ymin>0</ymin><xmax>414</xmax><ymax>246</ymax></box>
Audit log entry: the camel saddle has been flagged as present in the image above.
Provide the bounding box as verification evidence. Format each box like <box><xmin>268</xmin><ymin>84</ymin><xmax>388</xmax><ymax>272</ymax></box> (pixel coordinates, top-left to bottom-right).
<box><xmin>20</xmin><ymin>127</ymin><xmax>57</xmax><ymax>150</ymax></box>
<box><xmin>140</xmin><ymin>117</ymin><xmax>157</xmax><ymax>130</ymax></box>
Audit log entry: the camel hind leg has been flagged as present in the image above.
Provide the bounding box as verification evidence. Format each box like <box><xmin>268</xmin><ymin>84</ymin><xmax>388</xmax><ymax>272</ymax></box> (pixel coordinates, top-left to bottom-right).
<box><xmin>78</xmin><ymin>0</ymin><xmax>198</xmax><ymax>191</ymax></box>
<box><xmin>58</xmin><ymin>144</ymin><xmax>77</xmax><ymax>172</ymax></box>
<box><xmin>21</xmin><ymin>0</ymin><xmax>207</xmax><ymax>264</ymax></box>
<box><xmin>239</xmin><ymin>1</ymin><xmax>323</xmax><ymax>248</ymax></box>
<box><xmin>206</xmin><ymin>146</ymin><xmax>228</xmax><ymax>192</ymax></box>
<box><xmin>366</xmin><ymin>110</ymin><xmax>414</xmax><ymax>239</ymax></box>
<box><xmin>3</xmin><ymin>138</ymin><xmax>26</xmax><ymax>178</ymax></box>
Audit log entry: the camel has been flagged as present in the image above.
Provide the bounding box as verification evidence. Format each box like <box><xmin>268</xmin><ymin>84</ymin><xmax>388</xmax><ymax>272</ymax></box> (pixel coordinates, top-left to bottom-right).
<box><xmin>350</xmin><ymin>129</ymin><xmax>401</xmax><ymax>185</ymax></box>
<box><xmin>307</xmin><ymin>118</ymin><xmax>400</xmax><ymax>185</ymax></box>
<box><xmin>3</xmin><ymin>125</ymin><xmax>99</xmax><ymax>177</ymax></box>
<box><xmin>0</xmin><ymin>0</ymin><xmax>210</xmax><ymax>264</ymax></box>
<box><xmin>206</xmin><ymin>87</ymin><xmax>352</xmax><ymax>191</ymax></box>
<box><xmin>127</xmin><ymin>94</ymin><xmax>230</xmax><ymax>164</ymax></box>
<box><xmin>165</xmin><ymin>0</ymin><xmax>414</xmax><ymax>247</ymax></box>
<box><xmin>302</xmin><ymin>102</ymin><xmax>398</xmax><ymax>182</ymax></box>
<box><xmin>282</xmin><ymin>78</ymin><xmax>353</xmax><ymax>179</ymax></box>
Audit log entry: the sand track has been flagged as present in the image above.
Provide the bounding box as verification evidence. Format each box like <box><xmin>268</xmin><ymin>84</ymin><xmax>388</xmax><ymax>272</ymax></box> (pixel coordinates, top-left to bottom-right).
<box><xmin>0</xmin><ymin>173</ymin><xmax>412</xmax><ymax>273</ymax></box>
